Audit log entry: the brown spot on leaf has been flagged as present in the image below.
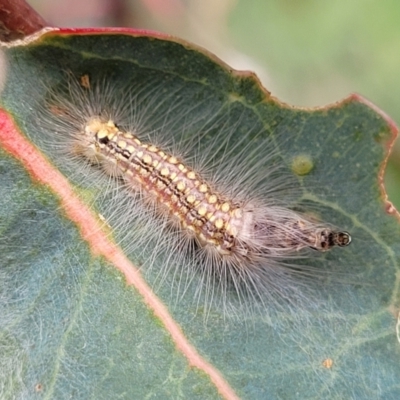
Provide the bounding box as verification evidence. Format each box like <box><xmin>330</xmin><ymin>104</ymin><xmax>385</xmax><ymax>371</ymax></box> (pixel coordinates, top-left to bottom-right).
<box><xmin>322</xmin><ymin>358</ymin><xmax>333</xmax><ymax>369</ymax></box>
<box><xmin>80</xmin><ymin>74</ymin><xmax>90</xmax><ymax>89</ymax></box>
<box><xmin>35</xmin><ymin>383</ymin><xmax>43</xmax><ymax>392</ymax></box>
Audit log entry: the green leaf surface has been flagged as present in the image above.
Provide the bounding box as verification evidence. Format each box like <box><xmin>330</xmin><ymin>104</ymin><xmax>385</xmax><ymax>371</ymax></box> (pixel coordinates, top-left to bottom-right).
<box><xmin>0</xmin><ymin>28</ymin><xmax>400</xmax><ymax>399</ymax></box>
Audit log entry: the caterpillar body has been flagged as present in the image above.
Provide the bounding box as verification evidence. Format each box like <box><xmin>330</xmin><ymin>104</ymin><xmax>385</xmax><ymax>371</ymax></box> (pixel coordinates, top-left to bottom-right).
<box><xmin>85</xmin><ymin>116</ymin><xmax>350</xmax><ymax>258</ymax></box>
<box><xmin>24</xmin><ymin>68</ymin><xmax>353</xmax><ymax>316</ymax></box>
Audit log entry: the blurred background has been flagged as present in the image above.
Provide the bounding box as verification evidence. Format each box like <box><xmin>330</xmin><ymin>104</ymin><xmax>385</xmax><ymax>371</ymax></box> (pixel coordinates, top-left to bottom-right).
<box><xmin>28</xmin><ymin>0</ymin><xmax>400</xmax><ymax>209</ymax></box>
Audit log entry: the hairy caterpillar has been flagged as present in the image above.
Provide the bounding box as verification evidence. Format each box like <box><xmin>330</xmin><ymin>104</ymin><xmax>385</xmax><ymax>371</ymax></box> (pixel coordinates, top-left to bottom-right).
<box><xmin>18</xmin><ymin>68</ymin><xmax>352</xmax><ymax>318</ymax></box>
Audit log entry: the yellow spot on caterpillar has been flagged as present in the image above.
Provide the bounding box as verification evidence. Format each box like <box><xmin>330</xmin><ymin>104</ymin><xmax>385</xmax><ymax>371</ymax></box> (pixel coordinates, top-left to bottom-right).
<box><xmin>208</xmin><ymin>195</ymin><xmax>217</xmax><ymax>204</ymax></box>
<box><xmin>177</xmin><ymin>181</ymin><xmax>185</xmax><ymax>191</ymax></box>
<box><xmin>187</xmin><ymin>194</ymin><xmax>196</xmax><ymax>204</ymax></box>
<box><xmin>161</xmin><ymin>167</ymin><xmax>169</xmax><ymax>177</ymax></box>
<box><xmin>198</xmin><ymin>206</ymin><xmax>207</xmax><ymax>216</ymax></box>
<box><xmin>118</xmin><ymin>140</ymin><xmax>127</xmax><ymax>149</ymax></box>
<box><xmin>143</xmin><ymin>154</ymin><xmax>152</xmax><ymax>164</ymax></box>
<box><xmin>187</xmin><ymin>171</ymin><xmax>196</xmax><ymax>180</ymax></box>
<box><xmin>199</xmin><ymin>184</ymin><xmax>208</xmax><ymax>193</ymax></box>
<box><xmin>221</xmin><ymin>202</ymin><xmax>230</xmax><ymax>212</ymax></box>
<box><xmin>215</xmin><ymin>218</ymin><xmax>224</xmax><ymax>229</ymax></box>
<box><xmin>168</xmin><ymin>156</ymin><xmax>178</xmax><ymax>164</ymax></box>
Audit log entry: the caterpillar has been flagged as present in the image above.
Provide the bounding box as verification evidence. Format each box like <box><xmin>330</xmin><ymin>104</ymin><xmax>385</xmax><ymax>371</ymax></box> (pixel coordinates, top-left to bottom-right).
<box><xmin>20</xmin><ymin>68</ymin><xmax>352</xmax><ymax>317</ymax></box>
